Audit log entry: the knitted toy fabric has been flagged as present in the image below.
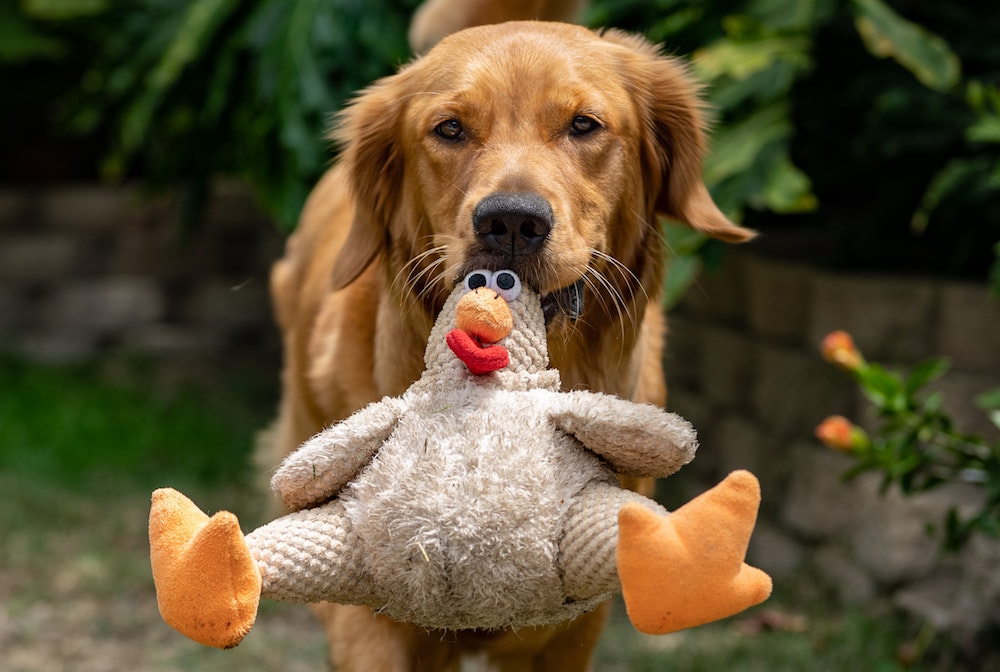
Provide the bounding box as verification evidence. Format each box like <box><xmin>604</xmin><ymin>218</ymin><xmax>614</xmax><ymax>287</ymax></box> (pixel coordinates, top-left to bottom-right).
<box><xmin>149</xmin><ymin>269</ymin><xmax>771</xmax><ymax>649</ymax></box>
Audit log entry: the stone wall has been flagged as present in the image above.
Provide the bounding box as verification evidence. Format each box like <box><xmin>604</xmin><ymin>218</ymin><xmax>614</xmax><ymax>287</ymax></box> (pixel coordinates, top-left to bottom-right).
<box><xmin>0</xmin><ymin>182</ymin><xmax>284</xmax><ymax>373</ymax></box>
<box><xmin>665</xmin><ymin>249</ymin><xmax>1000</xmax><ymax>645</ymax></box>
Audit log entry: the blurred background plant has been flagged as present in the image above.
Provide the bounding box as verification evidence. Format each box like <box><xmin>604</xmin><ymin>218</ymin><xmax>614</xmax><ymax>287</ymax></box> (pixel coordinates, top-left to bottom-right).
<box><xmin>590</xmin><ymin>0</ymin><xmax>1000</xmax><ymax>304</ymax></box>
<box><xmin>817</xmin><ymin>330</ymin><xmax>1000</xmax><ymax>552</ymax></box>
<box><xmin>2</xmin><ymin>0</ymin><xmax>420</xmax><ymax>229</ymax></box>
<box><xmin>4</xmin><ymin>0</ymin><xmax>998</xmax><ymax>291</ymax></box>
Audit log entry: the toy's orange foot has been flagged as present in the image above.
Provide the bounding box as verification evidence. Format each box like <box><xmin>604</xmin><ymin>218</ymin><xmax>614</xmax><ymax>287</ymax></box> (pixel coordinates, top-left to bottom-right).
<box><xmin>149</xmin><ymin>488</ymin><xmax>262</xmax><ymax>648</ymax></box>
<box><xmin>617</xmin><ymin>470</ymin><xmax>772</xmax><ymax>635</ymax></box>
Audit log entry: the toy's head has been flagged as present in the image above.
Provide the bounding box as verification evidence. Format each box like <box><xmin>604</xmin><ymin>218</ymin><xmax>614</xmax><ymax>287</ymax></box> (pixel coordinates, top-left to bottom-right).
<box><xmin>423</xmin><ymin>269</ymin><xmax>558</xmax><ymax>390</ymax></box>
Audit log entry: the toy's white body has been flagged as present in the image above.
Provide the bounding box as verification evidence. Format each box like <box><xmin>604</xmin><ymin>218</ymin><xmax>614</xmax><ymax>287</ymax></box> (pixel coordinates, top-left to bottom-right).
<box><xmin>149</xmin><ymin>276</ymin><xmax>772</xmax><ymax>648</ymax></box>
<box><xmin>309</xmin><ymin>387</ymin><xmax>620</xmax><ymax>627</ymax></box>
<box><xmin>251</xmin><ymin>283</ymin><xmax>697</xmax><ymax>630</ymax></box>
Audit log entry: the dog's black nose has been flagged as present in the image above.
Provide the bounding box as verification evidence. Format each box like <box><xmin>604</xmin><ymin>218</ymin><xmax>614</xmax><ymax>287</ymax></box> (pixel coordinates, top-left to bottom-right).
<box><xmin>472</xmin><ymin>192</ymin><xmax>553</xmax><ymax>257</ymax></box>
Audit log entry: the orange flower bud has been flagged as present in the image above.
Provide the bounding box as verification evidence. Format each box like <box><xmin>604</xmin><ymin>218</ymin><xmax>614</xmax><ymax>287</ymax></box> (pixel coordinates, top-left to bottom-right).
<box><xmin>820</xmin><ymin>330</ymin><xmax>864</xmax><ymax>371</ymax></box>
<box><xmin>815</xmin><ymin>415</ymin><xmax>866</xmax><ymax>453</ymax></box>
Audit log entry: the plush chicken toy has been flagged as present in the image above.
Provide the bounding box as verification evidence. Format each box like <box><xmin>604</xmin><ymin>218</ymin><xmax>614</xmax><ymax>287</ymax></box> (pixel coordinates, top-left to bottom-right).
<box><xmin>149</xmin><ymin>269</ymin><xmax>771</xmax><ymax>649</ymax></box>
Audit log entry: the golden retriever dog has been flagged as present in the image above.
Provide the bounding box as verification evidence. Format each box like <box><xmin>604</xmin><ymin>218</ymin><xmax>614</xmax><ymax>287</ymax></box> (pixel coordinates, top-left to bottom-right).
<box><xmin>267</xmin><ymin>19</ymin><xmax>752</xmax><ymax>672</ymax></box>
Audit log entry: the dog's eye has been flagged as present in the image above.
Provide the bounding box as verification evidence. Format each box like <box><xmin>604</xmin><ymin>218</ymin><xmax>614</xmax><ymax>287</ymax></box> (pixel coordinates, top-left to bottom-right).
<box><xmin>570</xmin><ymin>115</ymin><xmax>600</xmax><ymax>136</ymax></box>
<box><xmin>435</xmin><ymin>119</ymin><xmax>464</xmax><ymax>141</ymax></box>
<box><xmin>490</xmin><ymin>270</ymin><xmax>522</xmax><ymax>302</ymax></box>
<box><xmin>464</xmin><ymin>269</ymin><xmax>492</xmax><ymax>291</ymax></box>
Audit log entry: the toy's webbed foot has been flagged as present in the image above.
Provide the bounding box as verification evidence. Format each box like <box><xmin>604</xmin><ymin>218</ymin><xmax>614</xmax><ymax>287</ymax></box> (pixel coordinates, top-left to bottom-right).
<box><xmin>616</xmin><ymin>470</ymin><xmax>772</xmax><ymax>634</ymax></box>
<box><xmin>149</xmin><ymin>488</ymin><xmax>261</xmax><ymax>648</ymax></box>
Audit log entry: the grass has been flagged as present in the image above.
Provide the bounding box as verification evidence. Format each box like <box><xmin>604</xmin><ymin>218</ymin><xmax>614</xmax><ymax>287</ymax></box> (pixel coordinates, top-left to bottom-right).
<box><xmin>0</xmin><ymin>357</ymin><xmax>268</xmax><ymax>490</ymax></box>
<box><xmin>0</xmin><ymin>356</ymin><xmax>329</xmax><ymax>671</ymax></box>
<box><xmin>0</xmin><ymin>356</ymin><xmax>986</xmax><ymax>670</ymax></box>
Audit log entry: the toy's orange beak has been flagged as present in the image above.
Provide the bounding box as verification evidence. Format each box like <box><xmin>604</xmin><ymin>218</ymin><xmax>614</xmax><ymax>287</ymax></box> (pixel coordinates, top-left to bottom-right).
<box><xmin>447</xmin><ymin>287</ymin><xmax>513</xmax><ymax>375</ymax></box>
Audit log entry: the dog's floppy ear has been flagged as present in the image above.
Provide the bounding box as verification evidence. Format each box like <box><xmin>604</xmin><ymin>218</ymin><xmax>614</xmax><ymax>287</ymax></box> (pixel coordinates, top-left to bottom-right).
<box><xmin>605</xmin><ymin>30</ymin><xmax>755</xmax><ymax>243</ymax></box>
<box><xmin>328</xmin><ymin>72</ymin><xmax>409</xmax><ymax>290</ymax></box>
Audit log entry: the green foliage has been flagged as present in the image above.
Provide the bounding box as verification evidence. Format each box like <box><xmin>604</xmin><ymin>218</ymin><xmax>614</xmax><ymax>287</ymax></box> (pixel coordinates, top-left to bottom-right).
<box><xmin>851</xmin><ymin>0</ymin><xmax>960</xmax><ymax>93</ymax></box>
<box><xmin>591</xmin><ymin>0</ymin><xmax>1000</xmax><ymax>283</ymax></box>
<box><xmin>84</xmin><ymin>0</ymin><xmax>419</xmax><ymax>229</ymax></box>
<box><xmin>7</xmin><ymin>0</ymin><xmax>999</xmax><ymax>276</ymax></box>
<box><xmin>0</xmin><ymin>4</ymin><xmax>65</xmax><ymax>62</ymax></box>
<box><xmin>8</xmin><ymin>0</ymin><xmax>419</xmax><ymax>228</ymax></box>
<box><xmin>819</xmin><ymin>342</ymin><xmax>1000</xmax><ymax>551</ymax></box>
<box><xmin>590</xmin><ymin>1</ymin><xmax>823</xmax><ymax>226</ymax></box>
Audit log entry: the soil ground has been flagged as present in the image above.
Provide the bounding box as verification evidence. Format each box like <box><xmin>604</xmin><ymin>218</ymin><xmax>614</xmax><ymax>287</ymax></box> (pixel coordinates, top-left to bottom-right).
<box><xmin>0</xmin><ymin>476</ymin><xmax>328</xmax><ymax>672</ymax></box>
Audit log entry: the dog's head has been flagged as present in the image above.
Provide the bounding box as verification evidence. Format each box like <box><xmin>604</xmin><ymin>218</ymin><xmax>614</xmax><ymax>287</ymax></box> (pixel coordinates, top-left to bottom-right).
<box><xmin>329</xmin><ymin>21</ymin><xmax>752</xmax><ymax>320</ymax></box>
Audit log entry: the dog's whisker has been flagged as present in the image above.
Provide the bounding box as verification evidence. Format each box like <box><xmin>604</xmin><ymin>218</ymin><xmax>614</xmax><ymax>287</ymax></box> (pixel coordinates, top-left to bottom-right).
<box><xmin>592</xmin><ymin>253</ymin><xmax>649</xmax><ymax>353</ymax></box>
<box><xmin>413</xmin><ymin>257</ymin><xmax>449</xmax><ymax>300</ymax></box>
<box><xmin>412</xmin><ymin>260</ymin><xmax>448</xmax><ymax>304</ymax></box>
<box><xmin>587</xmin><ymin>253</ymin><xmax>632</xmax><ymax>313</ymax></box>
<box><xmin>447</xmin><ymin>178</ymin><xmax>471</xmax><ymax>198</ymax></box>
<box><xmin>435</xmin><ymin>260</ymin><xmax>465</xmax><ymax>290</ymax></box>
<box><xmin>580</xmin><ymin>269</ymin><xmax>615</xmax><ymax>319</ymax></box>
<box><xmin>583</xmin><ymin>272</ymin><xmax>630</xmax><ymax>357</ymax></box>
<box><xmin>584</xmin><ymin>268</ymin><xmax>629</xmax><ymax>358</ymax></box>
<box><xmin>392</xmin><ymin>246</ymin><xmax>451</xmax><ymax>323</ymax></box>
<box><xmin>591</xmin><ymin>249</ymin><xmax>648</xmax><ymax>307</ymax></box>
<box><xmin>391</xmin><ymin>246</ymin><xmax>446</xmax><ymax>297</ymax></box>
<box><xmin>584</xmin><ymin>252</ymin><xmax>647</xmax><ymax>365</ymax></box>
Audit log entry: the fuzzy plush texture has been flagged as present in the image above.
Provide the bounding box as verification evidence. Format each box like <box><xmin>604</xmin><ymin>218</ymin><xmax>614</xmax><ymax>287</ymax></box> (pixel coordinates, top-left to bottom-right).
<box><xmin>260</xmin><ymin>282</ymin><xmax>697</xmax><ymax>630</ymax></box>
<box><xmin>149</xmin><ymin>277</ymin><xmax>770</xmax><ymax>649</ymax></box>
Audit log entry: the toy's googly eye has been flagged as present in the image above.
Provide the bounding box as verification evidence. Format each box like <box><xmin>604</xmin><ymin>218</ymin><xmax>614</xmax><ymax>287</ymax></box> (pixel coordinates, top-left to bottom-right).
<box><xmin>490</xmin><ymin>270</ymin><xmax>521</xmax><ymax>302</ymax></box>
<box><xmin>464</xmin><ymin>269</ymin><xmax>492</xmax><ymax>292</ymax></box>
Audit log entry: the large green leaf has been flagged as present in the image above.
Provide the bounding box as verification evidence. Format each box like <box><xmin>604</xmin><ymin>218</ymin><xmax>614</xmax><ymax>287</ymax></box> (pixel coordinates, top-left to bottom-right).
<box><xmin>904</xmin><ymin>357</ymin><xmax>951</xmax><ymax>397</ymax></box>
<box><xmin>967</xmin><ymin>118</ymin><xmax>1000</xmax><ymax>144</ymax></box>
<box><xmin>21</xmin><ymin>0</ymin><xmax>109</xmax><ymax>20</ymax></box>
<box><xmin>742</xmin><ymin>0</ymin><xmax>836</xmax><ymax>32</ymax></box>
<box><xmin>119</xmin><ymin>0</ymin><xmax>237</xmax><ymax>154</ymax></box>
<box><xmin>694</xmin><ymin>34</ymin><xmax>811</xmax><ymax>82</ymax></box>
<box><xmin>965</xmin><ymin>82</ymin><xmax>1000</xmax><ymax>143</ymax></box>
<box><xmin>976</xmin><ymin>387</ymin><xmax>1000</xmax><ymax>412</ymax></box>
<box><xmin>0</xmin><ymin>5</ymin><xmax>65</xmax><ymax>62</ymax></box>
<box><xmin>702</xmin><ymin>102</ymin><xmax>792</xmax><ymax>186</ymax></box>
<box><xmin>761</xmin><ymin>153</ymin><xmax>817</xmax><ymax>213</ymax></box>
<box><xmin>852</xmin><ymin>0</ymin><xmax>960</xmax><ymax>92</ymax></box>
<box><xmin>147</xmin><ymin>0</ymin><xmax>236</xmax><ymax>91</ymax></box>
<box><xmin>912</xmin><ymin>156</ymin><xmax>1000</xmax><ymax>232</ymax></box>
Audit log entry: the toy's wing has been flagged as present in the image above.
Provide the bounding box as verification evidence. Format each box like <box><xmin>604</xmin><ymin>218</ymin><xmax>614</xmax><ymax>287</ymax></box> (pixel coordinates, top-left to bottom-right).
<box><xmin>546</xmin><ymin>390</ymin><xmax>697</xmax><ymax>478</ymax></box>
<box><xmin>271</xmin><ymin>396</ymin><xmax>406</xmax><ymax>510</ymax></box>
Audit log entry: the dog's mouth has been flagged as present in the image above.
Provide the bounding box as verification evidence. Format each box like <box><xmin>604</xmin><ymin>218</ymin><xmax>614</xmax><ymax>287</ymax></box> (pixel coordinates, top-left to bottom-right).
<box><xmin>453</xmin><ymin>257</ymin><xmax>585</xmax><ymax>326</ymax></box>
<box><xmin>541</xmin><ymin>279</ymin><xmax>585</xmax><ymax>325</ymax></box>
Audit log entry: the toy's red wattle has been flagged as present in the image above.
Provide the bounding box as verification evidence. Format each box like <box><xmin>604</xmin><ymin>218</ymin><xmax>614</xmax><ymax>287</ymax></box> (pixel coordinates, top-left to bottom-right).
<box><xmin>446</xmin><ymin>328</ymin><xmax>509</xmax><ymax>375</ymax></box>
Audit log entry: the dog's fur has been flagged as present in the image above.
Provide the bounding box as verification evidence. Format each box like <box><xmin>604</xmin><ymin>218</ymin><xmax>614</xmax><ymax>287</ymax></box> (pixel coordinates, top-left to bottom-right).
<box><xmin>408</xmin><ymin>0</ymin><xmax>589</xmax><ymax>53</ymax></box>
<box><xmin>267</xmin><ymin>19</ymin><xmax>752</xmax><ymax>672</ymax></box>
